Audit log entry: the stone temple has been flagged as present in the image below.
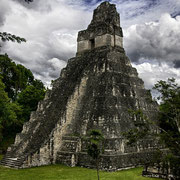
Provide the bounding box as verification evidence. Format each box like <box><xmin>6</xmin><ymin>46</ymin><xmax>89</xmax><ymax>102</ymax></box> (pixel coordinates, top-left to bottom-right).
<box><xmin>1</xmin><ymin>1</ymin><xmax>158</xmax><ymax>170</ymax></box>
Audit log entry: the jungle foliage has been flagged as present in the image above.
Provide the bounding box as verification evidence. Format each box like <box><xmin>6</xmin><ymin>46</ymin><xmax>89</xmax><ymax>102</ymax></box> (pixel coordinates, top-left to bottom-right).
<box><xmin>0</xmin><ymin>54</ymin><xmax>45</xmax><ymax>152</ymax></box>
<box><xmin>87</xmin><ymin>129</ymin><xmax>104</xmax><ymax>180</ymax></box>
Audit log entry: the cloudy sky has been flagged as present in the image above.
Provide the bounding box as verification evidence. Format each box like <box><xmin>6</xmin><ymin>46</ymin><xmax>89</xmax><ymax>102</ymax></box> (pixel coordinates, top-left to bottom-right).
<box><xmin>0</xmin><ymin>0</ymin><xmax>180</xmax><ymax>90</ymax></box>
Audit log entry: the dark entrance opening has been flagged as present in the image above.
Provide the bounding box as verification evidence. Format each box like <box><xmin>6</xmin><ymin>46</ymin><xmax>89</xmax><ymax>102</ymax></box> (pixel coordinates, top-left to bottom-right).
<box><xmin>90</xmin><ymin>39</ymin><xmax>95</xmax><ymax>49</ymax></box>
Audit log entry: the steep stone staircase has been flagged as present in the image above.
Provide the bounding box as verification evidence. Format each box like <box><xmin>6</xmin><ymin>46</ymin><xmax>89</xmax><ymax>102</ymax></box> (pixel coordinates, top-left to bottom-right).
<box><xmin>0</xmin><ymin>146</ymin><xmax>28</xmax><ymax>169</ymax></box>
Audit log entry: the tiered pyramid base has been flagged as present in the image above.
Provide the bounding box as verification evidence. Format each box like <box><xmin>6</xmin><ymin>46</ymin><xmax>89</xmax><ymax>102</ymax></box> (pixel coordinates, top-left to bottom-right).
<box><xmin>55</xmin><ymin>136</ymin><xmax>157</xmax><ymax>171</ymax></box>
<box><xmin>1</xmin><ymin>135</ymin><xmax>158</xmax><ymax>170</ymax></box>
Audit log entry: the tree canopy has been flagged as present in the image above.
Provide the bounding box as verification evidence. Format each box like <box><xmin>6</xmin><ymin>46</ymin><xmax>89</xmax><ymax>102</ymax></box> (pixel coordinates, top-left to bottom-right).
<box><xmin>153</xmin><ymin>78</ymin><xmax>180</xmax><ymax>157</ymax></box>
<box><xmin>0</xmin><ymin>54</ymin><xmax>34</xmax><ymax>100</ymax></box>
<box><xmin>0</xmin><ymin>54</ymin><xmax>45</xmax><ymax>152</ymax></box>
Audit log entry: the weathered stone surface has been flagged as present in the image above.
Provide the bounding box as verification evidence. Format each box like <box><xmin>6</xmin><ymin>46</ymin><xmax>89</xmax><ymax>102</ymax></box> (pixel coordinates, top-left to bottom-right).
<box><xmin>1</xmin><ymin>1</ymin><xmax>159</xmax><ymax>170</ymax></box>
<box><xmin>142</xmin><ymin>164</ymin><xmax>180</xmax><ymax>180</ymax></box>
<box><xmin>77</xmin><ymin>1</ymin><xmax>123</xmax><ymax>53</ymax></box>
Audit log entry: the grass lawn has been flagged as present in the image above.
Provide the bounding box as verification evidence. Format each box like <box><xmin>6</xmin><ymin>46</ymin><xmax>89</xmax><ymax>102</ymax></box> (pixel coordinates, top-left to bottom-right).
<box><xmin>0</xmin><ymin>164</ymin><xmax>161</xmax><ymax>180</ymax></box>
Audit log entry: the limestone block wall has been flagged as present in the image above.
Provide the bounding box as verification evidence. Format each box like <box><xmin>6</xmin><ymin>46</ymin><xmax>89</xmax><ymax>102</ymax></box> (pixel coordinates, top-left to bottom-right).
<box><xmin>77</xmin><ymin>40</ymin><xmax>91</xmax><ymax>52</ymax></box>
<box><xmin>95</xmin><ymin>34</ymin><xmax>114</xmax><ymax>48</ymax></box>
<box><xmin>20</xmin><ymin>76</ymin><xmax>88</xmax><ymax>168</ymax></box>
<box><xmin>77</xmin><ymin>150</ymin><xmax>157</xmax><ymax>171</ymax></box>
<box><xmin>52</xmin><ymin>76</ymin><xmax>88</xmax><ymax>160</ymax></box>
<box><xmin>77</xmin><ymin>34</ymin><xmax>123</xmax><ymax>53</ymax></box>
<box><xmin>115</xmin><ymin>35</ymin><xmax>123</xmax><ymax>47</ymax></box>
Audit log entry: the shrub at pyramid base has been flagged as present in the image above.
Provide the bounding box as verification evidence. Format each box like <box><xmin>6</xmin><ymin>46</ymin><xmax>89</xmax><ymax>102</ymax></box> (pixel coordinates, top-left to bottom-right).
<box><xmin>1</xmin><ymin>1</ymin><xmax>159</xmax><ymax>170</ymax></box>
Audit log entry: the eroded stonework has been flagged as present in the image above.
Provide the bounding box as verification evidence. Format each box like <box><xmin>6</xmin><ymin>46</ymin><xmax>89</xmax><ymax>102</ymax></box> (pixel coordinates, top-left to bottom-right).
<box><xmin>77</xmin><ymin>2</ymin><xmax>123</xmax><ymax>53</ymax></box>
<box><xmin>1</xmin><ymin>1</ymin><xmax>159</xmax><ymax>170</ymax></box>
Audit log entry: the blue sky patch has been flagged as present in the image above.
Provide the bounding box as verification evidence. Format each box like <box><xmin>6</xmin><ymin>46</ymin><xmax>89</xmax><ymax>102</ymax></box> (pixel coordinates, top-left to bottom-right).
<box><xmin>84</xmin><ymin>0</ymin><xmax>111</xmax><ymax>5</ymax></box>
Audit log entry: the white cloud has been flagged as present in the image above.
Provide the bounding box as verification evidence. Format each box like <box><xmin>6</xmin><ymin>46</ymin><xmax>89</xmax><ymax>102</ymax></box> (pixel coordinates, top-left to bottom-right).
<box><xmin>115</xmin><ymin>0</ymin><xmax>180</xmax><ymax>28</ymax></box>
<box><xmin>133</xmin><ymin>61</ymin><xmax>180</xmax><ymax>89</ymax></box>
<box><xmin>0</xmin><ymin>0</ymin><xmax>12</xmax><ymax>26</ymax></box>
<box><xmin>42</xmin><ymin>58</ymin><xmax>67</xmax><ymax>87</ymax></box>
<box><xmin>124</xmin><ymin>13</ymin><xmax>180</xmax><ymax>65</ymax></box>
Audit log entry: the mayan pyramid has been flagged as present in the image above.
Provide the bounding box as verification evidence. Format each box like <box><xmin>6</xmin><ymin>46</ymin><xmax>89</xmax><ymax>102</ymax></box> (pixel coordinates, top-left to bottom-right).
<box><xmin>1</xmin><ymin>1</ymin><xmax>158</xmax><ymax>170</ymax></box>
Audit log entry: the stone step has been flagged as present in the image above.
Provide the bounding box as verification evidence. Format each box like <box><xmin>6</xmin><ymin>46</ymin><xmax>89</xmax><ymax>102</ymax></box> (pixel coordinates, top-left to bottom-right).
<box><xmin>1</xmin><ymin>158</ymin><xmax>22</xmax><ymax>163</ymax></box>
<box><xmin>2</xmin><ymin>156</ymin><xmax>24</xmax><ymax>160</ymax></box>
<box><xmin>0</xmin><ymin>161</ymin><xmax>23</xmax><ymax>168</ymax></box>
<box><xmin>0</xmin><ymin>163</ymin><xmax>21</xmax><ymax>168</ymax></box>
<box><xmin>3</xmin><ymin>155</ymin><xmax>12</xmax><ymax>159</ymax></box>
<box><xmin>62</xmin><ymin>136</ymin><xmax>79</xmax><ymax>141</ymax></box>
<box><xmin>0</xmin><ymin>161</ymin><xmax>21</xmax><ymax>168</ymax></box>
<box><xmin>1</xmin><ymin>159</ymin><xmax>23</xmax><ymax>164</ymax></box>
<box><xmin>63</xmin><ymin>140</ymin><xmax>78</xmax><ymax>143</ymax></box>
<box><xmin>0</xmin><ymin>154</ymin><xmax>28</xmax><ymax>169</ymax></box>
<box><xmin>57</xmin><ymin>151</ymin><xmax>75</xmax><ymax>154</ymax></box>
<box><xmin>1</xmin><ymin>162</ymin><xmax>22</xmax><ymax>167</ymax></box>
<box><xmin>57</xmin><ymin>151</ymin><xmax>76</xmax><ymax>167</ymax></box>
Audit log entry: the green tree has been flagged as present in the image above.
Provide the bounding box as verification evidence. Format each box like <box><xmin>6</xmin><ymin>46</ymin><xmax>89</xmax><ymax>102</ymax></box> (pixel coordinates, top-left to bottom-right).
<box><xmin>153</xmin><ymin>78</ymin><xmax>180</xmax><ymax>177</ymax></box>
<box><xmin>0</xmin><ymin>54</ymin><xmax>46</xmax><ymax>122</ymax></box>
<box><xmin>0</xmin><ymin>54</ymin><xmax>18</xmax><ymax>99</ymax></box>
<box><xmin>153</xmin><ymin>78</ymin><xmax>180</xmax><ymax>155</ymax></box>
<box><xmin>0</xmin><ymin>55</ymin><xmax>46</xmax><ymax>152</ymax></box>
<box><xmin>17</xmin><ymin>84</ymin><xmax>45</xmax><ymax>122</ymax></box>
<box><xmin>0</xmin><ymin>54</ymin><xmax>34</xmax><ymax>100</ymax></box>
<box><xmin>0</xmin><ymin>76</ymin><xmax>23</xmax><ymax>151</ymax></box>
<box><xmin>87</xmin><ymin>130</ymin><xmax>104</xmax><ymax>180</ymax></box>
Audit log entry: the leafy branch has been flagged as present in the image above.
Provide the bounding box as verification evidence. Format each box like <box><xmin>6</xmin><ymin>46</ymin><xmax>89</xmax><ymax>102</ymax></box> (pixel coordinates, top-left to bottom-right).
<box><xmin>0</xmin><ymin>32</ymin><xmax>26</xmax><ymax>43</ymax></box>
<box><xmin>87</xmin><ymin>129</ymin><xmax>104</xmax><ymax>180</ymax></box>
<box><xmin>25</xmin><ymin>0</ymin><xmax>33</xmax><ymax>3</ymax></box>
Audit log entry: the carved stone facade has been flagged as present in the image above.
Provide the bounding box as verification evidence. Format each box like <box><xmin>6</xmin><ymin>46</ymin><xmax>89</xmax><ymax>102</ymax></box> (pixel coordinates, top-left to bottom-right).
<box><xmin>77</xmin><ymin>2</ymin><xmax>123</xmax><ymax>53</ymax></box>
<box><xmin>1</xmin><ymin>1</ymin><xmax>159</xmax><ymax>170</ymax></box>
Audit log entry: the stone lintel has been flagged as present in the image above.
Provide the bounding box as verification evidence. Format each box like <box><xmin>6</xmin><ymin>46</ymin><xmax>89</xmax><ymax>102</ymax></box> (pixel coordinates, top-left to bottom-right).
<box><xmin>77</xmin><ymin>34</ymin><xmax>123</xmax><ymax>53</ymax></box>
<box><xmin>77</xmin><ymin>26</ymin><xmax>123</xmax><ymax>42</ymax></box>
